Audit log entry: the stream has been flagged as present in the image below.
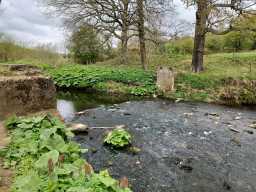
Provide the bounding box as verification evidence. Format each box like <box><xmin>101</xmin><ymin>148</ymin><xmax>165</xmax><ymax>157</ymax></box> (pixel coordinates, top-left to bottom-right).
<box><xmin>57</xmin><ymin>90</ymin><xmax>256</xmax><ymax>192</ymax></box>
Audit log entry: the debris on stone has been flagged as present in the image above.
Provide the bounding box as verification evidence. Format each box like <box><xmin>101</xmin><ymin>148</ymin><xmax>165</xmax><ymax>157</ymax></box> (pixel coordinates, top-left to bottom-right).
<box><xmin>244</xmin><ymin>130</ymin><xmax>254</xmax><ymax>135</ymax></box>
<box><xmin>184</xmin><ymin>113</ymin><xmax>193</xmax><ymax>117</ymax></box>
<box><xmin>175</xmin><ymin>98</ymin><xmax>183</xmax><ymax>103</ymax></box>
<box><xmin>91</xmin><ymin>147</ymin><xmax>98</xmax><ymax>153</ymax></box>
<box><xmin>84</xmin><ymin>162</ymin><xmax>94</xmax><ymax>175</ymax></box>
<box><xmin>68</xmin><ymin>123</ymin><xmax>88</xmax><ymax>133</ymax></box>
<box><xmin>248</xmin><ymin>123</ymin><xmax>256</xmax><ymax>129</ymax></box>
<box><xmin>123</xmin><ymin>112</ymin><xmax>132</xmax><ymax>116</ymax></box>
<box><xmin>75</xmin><ymin>111</ymin><xmax>88</xmax><ymax>115</ymax></box>
<box><xmin>107</xmin><ymin>161</ymin><xmax>113</xmax><ymax>166</ymax></box>
<box><xmin>128</xmin><ymin>147</ymin><xmax>141</xmax><ymax>154</ymax></box>
<box><xmin>205</xmin><ymin>112</ymin><xmax>219</xmax><ymax>117</ymax></box>
<box><xmin>135</xmin><ymin>160</ymin><xmax>141</xmax><ymax>165</ymax></box>
<box><xmin>234</xmin><ymin>116</ymin><xmax>241</xmax><ymax>120</ymax></box>
<box><xmin>231</xmin><ymin>136</ymin><xmax>241</xmax><ymax>147</ymax></box>
<box><xmin>178</xmin><ymin>159</ymin><xmax>193</xmax><ymax>173</ymax></box>
<box><xmin>119</xmin><ymin>177</ymin><xmax>129</xmax><ymax>188</ymax></box>
<box><xmin>229</xmin><ymin>128</ymin><xmax>240</xmax><ymax>133</ymax></box>
<box><xmin>115</xmin><ymin>125</ymin><xmax>126</xmax><ymax>129</ymax></box>
<box><xmin>203</xmin><ymin>131</ymin><xmax>212</xmax><ymax>136</ymax></box>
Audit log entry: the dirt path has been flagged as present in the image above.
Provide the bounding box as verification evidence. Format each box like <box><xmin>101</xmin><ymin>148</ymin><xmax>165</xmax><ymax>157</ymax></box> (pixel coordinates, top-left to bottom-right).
<box><xmin>0</xmin><ymin>122</ymin><xmax>12</xmax><ymax>192</ymax></box>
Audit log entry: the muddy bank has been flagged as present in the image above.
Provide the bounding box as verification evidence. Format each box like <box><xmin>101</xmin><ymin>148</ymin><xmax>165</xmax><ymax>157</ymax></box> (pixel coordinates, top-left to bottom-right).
<box><xmin>61</xmin><ymin>97</ymin><xmax>256</xmax><ymax>192</ymax></box>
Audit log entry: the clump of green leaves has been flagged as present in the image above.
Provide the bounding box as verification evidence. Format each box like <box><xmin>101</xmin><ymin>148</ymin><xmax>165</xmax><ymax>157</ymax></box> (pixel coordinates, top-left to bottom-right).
<box><xmin>104</xmin><ymin>128</ymin><xmax>132</xmax><ymax>148</ymax></box>
<box><xmin>45</xmin><ymin>65</ymin><xmax>156</xmax><ymax>96</ymax></box>
<box><xmin>1</xmin><ymin>115</ymin><xmax>132</xmax><ymax>192</ymax></box>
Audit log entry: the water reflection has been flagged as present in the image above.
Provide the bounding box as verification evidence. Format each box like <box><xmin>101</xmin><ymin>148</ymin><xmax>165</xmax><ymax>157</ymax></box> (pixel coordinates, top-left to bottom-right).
<box><xmin>56</xmin><ymin>90</ymin><xmax>141</xmax><ymax>121</ymax></box>
<box><xmin>57</xmin><ymin>100</ymin><xmax>76</xmax><ymax>121</ymax></box>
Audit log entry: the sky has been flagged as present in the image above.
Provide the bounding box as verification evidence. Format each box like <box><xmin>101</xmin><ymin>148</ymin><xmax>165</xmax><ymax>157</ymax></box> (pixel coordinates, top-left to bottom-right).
<box><xmin>0</xmin><ymin>0</ymin><xmax>195</xmax><ymax>52</ymax></box>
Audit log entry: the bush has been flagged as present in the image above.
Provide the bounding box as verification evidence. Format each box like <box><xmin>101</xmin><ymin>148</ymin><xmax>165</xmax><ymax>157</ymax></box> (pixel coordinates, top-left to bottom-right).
<box><xmin>68</xmin><ymin>25</ymin><xmax>113</xmax><ymax>64</ymax></box>
<box><xmin>165</xmin><ymin>37</ymin><xmax>194</xmax><ymax>56</ymax></box>
<box><xmin>206</xmin><ymin>35</ymin><xmax>224</xmax><ymax>53</ymax></box>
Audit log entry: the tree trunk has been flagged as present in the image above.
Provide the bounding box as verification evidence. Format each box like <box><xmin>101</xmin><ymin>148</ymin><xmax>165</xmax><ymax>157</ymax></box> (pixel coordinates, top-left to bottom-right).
<box><xmin>192</xmin><ymin>0</ymin><xmax>208</xmax><ymax>73</ymax></box>
<box><xmin>121</xmin><ymin>29</ymin><xmax>128</xmax><ymax>64</ymax></box>
<box><xmin>120</xmin><ymin>0</ymin><xmax>129</xmax><ymax>65</ymax></box>
<box><xmin>137</xmin><ymin>0</ymin><xmax>147</xmax><ymax>70</ymax></box>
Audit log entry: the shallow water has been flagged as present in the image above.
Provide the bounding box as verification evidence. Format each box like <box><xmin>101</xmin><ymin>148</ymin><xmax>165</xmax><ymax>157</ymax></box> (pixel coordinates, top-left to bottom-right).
<box><xmin>58</xmin><ymin>91</ymin><xmax>256</xmax><ymax>192</ymax></box>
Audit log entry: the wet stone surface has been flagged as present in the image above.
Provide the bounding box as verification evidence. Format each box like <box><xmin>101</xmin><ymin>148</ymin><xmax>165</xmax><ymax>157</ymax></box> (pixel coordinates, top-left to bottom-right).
<box><xmin>66</xmin><ymin>99</ymin><xmax>256</xmax><ymax>192</ymax></box>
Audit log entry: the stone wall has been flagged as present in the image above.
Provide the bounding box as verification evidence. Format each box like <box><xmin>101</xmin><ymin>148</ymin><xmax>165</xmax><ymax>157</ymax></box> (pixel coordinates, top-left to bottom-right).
<box><xmin>0</xmin><ymin>76</ymin><xmax>56</xmax><ymax>118</ymax></box>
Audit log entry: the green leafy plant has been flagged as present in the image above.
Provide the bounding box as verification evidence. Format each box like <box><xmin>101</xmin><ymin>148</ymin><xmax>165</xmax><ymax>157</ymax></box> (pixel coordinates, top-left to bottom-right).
<box><xmin>104</xmin><ymin>128</ymin><xmax>132</xmax><ymax>148</ymax></box>
<box><xmin>45</xmin><ymin>65</ymin><xmax>156</xmax><ymax>96</ymax></box>
<box><xmin>2</xmin><ymin>115</ymin><xmax>132</xmax><ymax>192</ymax></box>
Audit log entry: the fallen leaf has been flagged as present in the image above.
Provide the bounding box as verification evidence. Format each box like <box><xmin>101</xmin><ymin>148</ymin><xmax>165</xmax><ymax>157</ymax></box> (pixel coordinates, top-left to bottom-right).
<box><xmin>119</xmin><ymin>177</ymin><xmax>129</xmax><ymax>188</ymax></box>
<box><xmin>84</xmin><ymin>162</ymin><xmax>94</xmax><ymax>175</ymax></box>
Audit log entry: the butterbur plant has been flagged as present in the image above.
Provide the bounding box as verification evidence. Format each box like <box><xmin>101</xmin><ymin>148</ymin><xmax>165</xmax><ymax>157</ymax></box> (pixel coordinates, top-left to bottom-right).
<box><xmin>2</xmin><ymin>115</ymin><xmax>132</xmax><ymax>192</ymax></box>
<box><xmin>104</xmin><ymin>128</ymin><xmax>132</xmax><ymax>148</ymax></box>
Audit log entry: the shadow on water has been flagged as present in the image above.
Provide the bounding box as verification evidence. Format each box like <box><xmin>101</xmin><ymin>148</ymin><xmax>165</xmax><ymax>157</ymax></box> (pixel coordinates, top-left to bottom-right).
<box><xmin>57</xmin><ymin>90</ymin><xmax>256</xmax><ymax>192</ymax></box>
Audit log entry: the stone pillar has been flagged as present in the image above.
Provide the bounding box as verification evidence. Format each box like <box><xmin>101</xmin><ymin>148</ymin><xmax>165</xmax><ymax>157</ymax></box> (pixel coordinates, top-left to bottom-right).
<box><xmin>156</xmin><ymin>67</ymin><xmax>175</xmax><ymax>93</ymax></box>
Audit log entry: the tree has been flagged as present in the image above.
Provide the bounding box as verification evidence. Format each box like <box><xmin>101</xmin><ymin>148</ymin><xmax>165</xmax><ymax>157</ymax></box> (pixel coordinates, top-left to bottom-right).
<box><xmin>44</xmin><ymin>0</ymin><xmax>172</xmax><ymax>69</ymax></box>
<box><xmin>137</xmin><ymin>0</ymin><xmax>147</xmax><ymax>70</ymax></box>
<box><xmin>45</xmin><ymin>0</ymin><xmax>137</xmax><ymax>64</ymax></box>
<box><xmin>182</xmin><ymin>0</ymin><xmax>256</xmax><ymax>72</ymax></box>
<box><xmin>68</xmin><ymin>25</ymin><xmax>103</xmax><ymax>64</ymax></box>
<box><xmin>135</xmin><ymin>0</ymin><xmax>173</xmax><ymax>70</ymax></box>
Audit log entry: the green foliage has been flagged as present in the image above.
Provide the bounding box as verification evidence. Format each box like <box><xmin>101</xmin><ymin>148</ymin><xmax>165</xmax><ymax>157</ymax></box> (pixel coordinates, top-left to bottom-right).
<box><xmin>176</xmin><ymin>73</ymin><xmax>220</xmax><ymax>89</ymax></box>
<box><xmin>206</xmin><ymin>34</ymin><xmax>225</xmax><ymax>52</ymax></box>
<box><xmin>165</xmin><ymin>37</ymin><xmax>194</xmax><ymax>56</ymax></box>
<box><xmin>2</xmin><ymin>115</ymin><xmax>132</xmax><ymax>192</ymax></box>
<box><xmin>46</xmin><ymin>64</ymin><xmax>156</xmax><ymax>96</ymax></box>
<box><xmin>104</xmin><ymin>128</ymin><xmax>132</xmax><ymax>148</ymax></box>
<box><xmin>69</xmin><ymin>25</ymin><xmax>113</xmax><ymax>64</ymax></box>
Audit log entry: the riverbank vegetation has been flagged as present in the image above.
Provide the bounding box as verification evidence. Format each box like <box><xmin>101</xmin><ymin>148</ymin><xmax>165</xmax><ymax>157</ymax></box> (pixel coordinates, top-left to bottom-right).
<box><xmin>37</xmin><ymin>49</ymin><xmax>255</xmax><ymax>104</ymax></box>
<box><xmin>1</xmin><ymin>42</ymin><xmax>256</xmax><ymax>105</ymax></box>
<box><xmin>0</xmin><ymin>115</ymin><xmax>132</xmax><ymax>192</ymax></box>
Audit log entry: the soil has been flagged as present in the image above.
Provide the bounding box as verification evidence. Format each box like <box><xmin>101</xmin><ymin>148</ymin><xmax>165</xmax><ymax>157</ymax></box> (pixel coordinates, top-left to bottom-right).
<box><xmin>0</xmin><ymin>122</ymin><xmax>11</xmax><ymax>192</ymax></box>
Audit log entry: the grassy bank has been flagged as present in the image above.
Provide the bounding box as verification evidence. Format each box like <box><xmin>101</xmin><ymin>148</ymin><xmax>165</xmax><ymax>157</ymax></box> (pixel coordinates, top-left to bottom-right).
<box><xmin>1</xmin><ymin>51</ymin><xmax>256</xmax><ymax>105</ymax></box>
<box><xmin>42</xmin><ymin>51</ymin><xmax>256</xmax><ymax>105</ymax></box>
<box><xmin>0</xmin><ymin>115</ymin><xmax>132</xmax><ymax>192</ymax></box>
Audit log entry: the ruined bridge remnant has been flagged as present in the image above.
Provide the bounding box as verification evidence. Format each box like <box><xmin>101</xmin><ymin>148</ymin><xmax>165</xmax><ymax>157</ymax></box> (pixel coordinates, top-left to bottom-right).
<box><xmin>0</xmin><ymin>64</ymin><xmax>56</xmax><ymax>118</ymax></box>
